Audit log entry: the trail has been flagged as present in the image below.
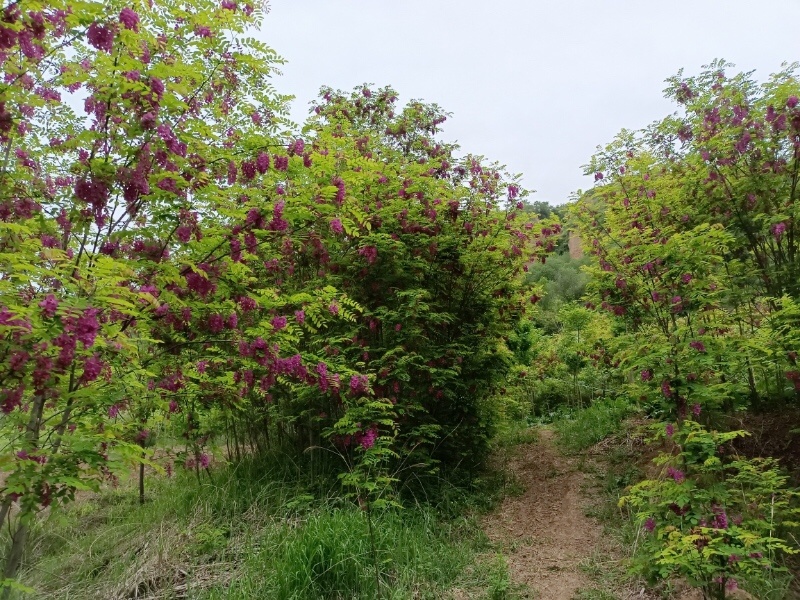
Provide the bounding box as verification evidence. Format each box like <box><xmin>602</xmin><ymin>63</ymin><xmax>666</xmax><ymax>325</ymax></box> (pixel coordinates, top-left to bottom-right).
<box><xmin>482</xmin><ymin>428</ymin><xmax>602</xmax><ymax>600</ymax></box>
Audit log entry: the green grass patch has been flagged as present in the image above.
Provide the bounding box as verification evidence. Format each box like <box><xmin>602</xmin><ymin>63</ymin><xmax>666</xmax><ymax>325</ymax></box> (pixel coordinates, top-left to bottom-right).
<box><xmin>17</xmin><ymin>448</ymin><xmax>518</xmax><ymax>599</ymax></box>
<box><xmin>552</xmin><ymin>397</ymin><xmax>636</xmax><ymax>453</ymax></box>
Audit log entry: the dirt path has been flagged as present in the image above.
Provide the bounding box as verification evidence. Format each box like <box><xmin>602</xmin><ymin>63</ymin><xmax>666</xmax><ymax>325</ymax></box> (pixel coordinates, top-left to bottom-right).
<box><xmin>482</xmin><ymin>428</ymin><xmax>602</xmax><ymax>600</ymax></box>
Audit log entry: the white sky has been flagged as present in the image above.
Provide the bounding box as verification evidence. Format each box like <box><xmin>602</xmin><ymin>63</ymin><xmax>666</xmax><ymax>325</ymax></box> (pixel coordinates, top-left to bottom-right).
<box><xmin>258</xmin><ymin>0</ymin><xmax>800</xmax><ymax>205</ymax></box>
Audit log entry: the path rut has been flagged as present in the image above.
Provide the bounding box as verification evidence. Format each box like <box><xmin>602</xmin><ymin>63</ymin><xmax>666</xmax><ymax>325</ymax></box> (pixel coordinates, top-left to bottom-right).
<box><xmin>482</xmin><ymin>428</ymin><xmax>602</xmax><ymax>599</ymax></box>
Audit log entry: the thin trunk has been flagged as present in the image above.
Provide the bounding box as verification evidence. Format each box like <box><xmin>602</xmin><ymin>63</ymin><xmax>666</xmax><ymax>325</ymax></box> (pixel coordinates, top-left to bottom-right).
<box><xmin>0</xmin><ymin>500</ymin><xmax>10</xmax><ymax>533</ymax></box>
<box><xmin>1</xmin><ymin>393</ymin><xmax>45</xmax><ymax>596</ymax></box>
<box><xmin>231</xmin><ymin>418</ymin><xmax>241</xmax><ymax>462</ymax></box>
<box><xmin>225</xmin><ymin>415</ymin><xmax>233</xmax><ymax>462</ymax></box>
<box><xmin>1</xmin><ymin>523</ymin><xmax>29</xmax><ymax>599</ymax></box>
<box><xmin>138</xmin><ymin>452</ymin><xmax>145</xmax><ymax>505</ymax></box>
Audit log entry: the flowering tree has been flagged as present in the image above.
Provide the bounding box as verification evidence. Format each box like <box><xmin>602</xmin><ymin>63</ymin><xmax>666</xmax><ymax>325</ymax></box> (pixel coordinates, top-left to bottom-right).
<box><xmin>576</xmin><ymin>62</ymin><xmax>800</xmax><ymax>597</ymax></box>
<box><xmin>0</xmin><ymin>0</ymin><xmax>308</xmax><ymax>586</ymax></box>
<box><xmin>581</xmin><ymin>61</ymin><xmax>800</xmax><ymax>411</ymax></box>
<box><xmin>300</xmin><ymin>85</ymin><xmax>560</xmax><ymax>471</ymax></box>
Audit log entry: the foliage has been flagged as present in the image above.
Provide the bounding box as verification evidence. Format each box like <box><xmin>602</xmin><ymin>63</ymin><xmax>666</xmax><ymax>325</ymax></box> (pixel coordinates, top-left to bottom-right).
<box><xmin>295</xmin><ymin>85</ymin><xmax>560</xmax><ymax>472</ymax></box>
<box><xmin>0</xmin><ymin>0</ymin><xmax>560</xmax><ymax>588</ymax></box>
<box><xmin>578</xmin><ymin>60</ymin><xmax>800</xmax><ymax>413</ymax></box>
<box><xmin>622</xmin><ymin>420</ymin><xmax>800</xmax><ymax>599</ymax></box>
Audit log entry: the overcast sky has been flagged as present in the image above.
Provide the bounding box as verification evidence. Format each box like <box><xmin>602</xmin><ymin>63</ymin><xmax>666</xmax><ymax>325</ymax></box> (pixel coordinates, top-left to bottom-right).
<box><xmin>257</xmin><ymin>1</ymin><xmax>800</xmax><ymax>205</ymax></box>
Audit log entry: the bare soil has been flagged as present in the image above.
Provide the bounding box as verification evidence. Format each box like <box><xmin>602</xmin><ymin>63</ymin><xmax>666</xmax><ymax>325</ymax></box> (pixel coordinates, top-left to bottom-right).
<box><xmin>482</xmin><ymin>428</ymin><xmax>602</xmax><ymax>599</ymax></box>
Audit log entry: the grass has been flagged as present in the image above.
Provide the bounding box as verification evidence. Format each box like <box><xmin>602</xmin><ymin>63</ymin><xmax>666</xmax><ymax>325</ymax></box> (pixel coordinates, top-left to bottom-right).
<box><xmin>15</xmin><ymin>445</ymin><xmax>526</xmax><ymax>599</ymax></box>
<box><xmin>552</xmin><ymin>397</ymin><xmax>636</xmax><ymax>453</ymax></box>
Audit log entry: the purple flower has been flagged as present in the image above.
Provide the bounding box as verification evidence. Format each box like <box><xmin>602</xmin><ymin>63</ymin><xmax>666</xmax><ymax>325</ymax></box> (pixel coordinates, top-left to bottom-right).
<box><xmin>330</xmin><ymin>218</ymin><xmax>344</xmax><ymax>234</ymax></box>
<box><xmin>271</xmin><ymin>316</ymin><xmax>287</xmax><ymax>330</ymax></box>
<box><xmin>38</xmin><ymin>294</ymin><xmax>58</xmax><ymax>317</ymax></box>
<box><xmin>711</xmin><ymin>505</ymin><xmax>729</xmax><ymax>529</ymax></box>
<box><xmin>75</xmin><ymin>309</ymin><xmax>100</xmax><ymax>348</ymax></box>
<box><xmin>176</xmin><ymin>225</ymin><xmax>192</xmax><ymax>243</ymax></box>
<box><xmin>681</xmin><ymin>273</ymin><xmax>692</xmax><ymax>284</ymax></box>
<box><xmin>692</xmin><ymin>403</ymin><xmax>702</xmax><ymax>417</ymax></box>
<box><xmin>119</xmin><ymin>8</ymin><xmax>139</xmax><ymax>31</ymax></box>
<box><xmin>641</xmin><ymin>369</ymin><xmax>653</xmax><ymax>381</ymax></box>
<box><xmin>222</xmin><ymin>0</ymin><xmax>237</xmax><ymax>9</ymax></box>
<box><xmin>316</xmin><ymin>362</ymin><xmax>329</xmax><ymax>392</ymax></box>
<box><xmin>108</xmin><ymin>404</ymin><xmax>120</xmax><ymax>418</ymax></box>
<box><xmin>199</xmin><ymin>453</ymin><xmax>211</xmax><ymax>468</ymax></box>
<box><xmin>87</xmin><ymin>22</ymin><xmax>114</xmax><ymax>53</ymax></box>
<box><xmin>9</xmin><ymin>352</ymin><xmax>29</xmax><ymax>372</ymax></box>
<box><xmin>328</xmin><ymin>303</ymin><xmax>339</xmax><ymax>316</ymax></box>
<box><xmin>241</xmin><ymin>161</ymin><xmax>256</xmax><ymax>180</ymax></box>
<box><xmin>734</xmin><ymin>131</ymin><xmax>751</xmax><ymax>154</ymax></box>
<box><xmin>81</xmin><ymin>354</ymin><xmax>104</xmax><ymax>383</ymax></box>
<box><xmin>358</xmin><ymin>245</ymin><xmax>378</xmax><ymax>264</ymax></box>
<box><xmin>666</xmin><ymin>467</ymin><xmax>685</xmax><ymax>483</ymax></box>
<box><xmin>661</xmin><ymin>380</ymin><xmax>673</xmax><ymax>398</ymax></box>
<box><xmin>665</xmin><ymin>423</ymin><xmax>675</xmax><ymax>437</ymax></box>
<box><xmin>644</xmin><ymin>517</ymin><xmax>656</xmax><ymax>533</ymax></box>
<box><xmin>360</xmin><ymin>427</ymin><xmax>377</xmax><ymax>450</ymax></box>
<box><xmin>239</xmin><ymin>296</ymin><xmax>258</xmax><ymax>312</ymax></box>
<box><xmin>332</xmin><ymin>176</ymin><xmax>346</xmax><ymax>204</ymax></box>
<box><xmin>788</xmin><ymin>96</ymin><xmax>799</xmax><ymax>109</ymax></box>
<box><xmin>157</xmin><ymin>177</ymin><xmax>179</xmax><ymax>194</ymax></box>
<box><xmin>349</xmin><ymin>374</ymin><xmax>369</xmax><ymax>395</ymax></box>
<box><xmin>689</xmin><ymin>340</ymin><xmax>706</xmax><ymax>353</ymax></box>
<box><xmin>772</xmin><ymin>222</ymin><xmax>787</xmax><ymax>239</ymax></box>
<box><xmin>208</xmin><ymin>314</ymin><xmax>224</xmax><ymax>333</ymax></box>
<box><xmin>294</xmin><ymin>310</ymin><xmax>305</xmax><ymax>324</ymax></box>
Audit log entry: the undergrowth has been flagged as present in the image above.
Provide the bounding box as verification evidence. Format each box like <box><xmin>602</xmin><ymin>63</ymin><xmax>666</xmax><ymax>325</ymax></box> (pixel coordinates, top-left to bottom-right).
<box><xmin>17</xmin><ymin>445</ymin><xmax>524</xmax><ymax>599</ymax></box>
<box><xmin>552</xmin><ymin>397</ymin><xmax>636</xmax><ymax>453</ymax></box>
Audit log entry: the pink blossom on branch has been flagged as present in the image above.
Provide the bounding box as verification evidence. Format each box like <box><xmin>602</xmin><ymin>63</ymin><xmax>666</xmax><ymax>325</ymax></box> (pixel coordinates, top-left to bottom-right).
<box><xmin>119</xmin><ymin>8</ymin><xmax>139</xmax><ymax>31</ymax></box>
<box><xmin>86</xmin><ymin>22</ymin><xmax>114</xmax><ymax>53</ymax></box>
<box><xmin>772</xmin><ymin>222</ymin><xmax>787</xmax><ymax>239</ymax></box>
<box><xmin>38</xmin><ymin>294</ymin><xmax>58</xmax><ymax>317</ymax></box>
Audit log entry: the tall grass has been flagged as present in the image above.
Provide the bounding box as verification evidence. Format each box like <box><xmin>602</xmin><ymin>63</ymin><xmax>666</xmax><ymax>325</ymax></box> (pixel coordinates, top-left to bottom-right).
<box><xmin>17</xmin><ymin>447</ymin><xmax>516</xmax><ymax>599</ymax></box>
<box><xmin>552</xmin><ymin>397</ymin><xmax>636</xmax><ymax>453</ymax></box>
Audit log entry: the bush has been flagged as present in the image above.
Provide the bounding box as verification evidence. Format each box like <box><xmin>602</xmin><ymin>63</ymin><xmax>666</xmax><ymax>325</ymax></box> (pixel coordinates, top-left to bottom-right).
<box><xmin>622</xmin><ymin>421</ymin><xmax>800</xmax><ymax>599</ymax></box>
